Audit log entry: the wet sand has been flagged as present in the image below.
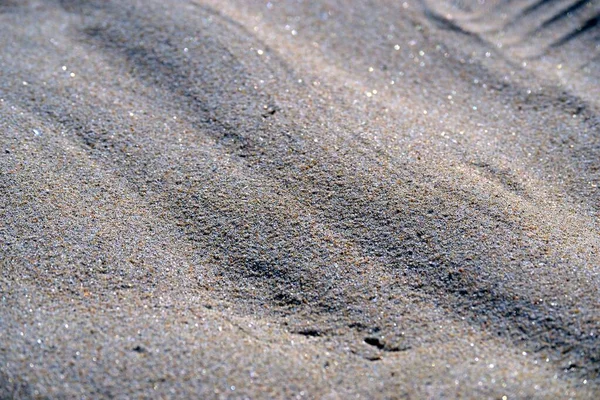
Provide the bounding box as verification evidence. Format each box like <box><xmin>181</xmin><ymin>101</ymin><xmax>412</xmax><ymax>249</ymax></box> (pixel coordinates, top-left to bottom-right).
<box><xmin>1</xmin><ymin>0</ymin><xmax>599</xmax><ymax>398</ymax></box>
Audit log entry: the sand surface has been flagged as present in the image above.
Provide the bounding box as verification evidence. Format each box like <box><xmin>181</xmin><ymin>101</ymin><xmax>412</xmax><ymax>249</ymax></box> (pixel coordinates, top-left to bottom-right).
<box><xmin>1</xmin><ymin>0</ymin><xmax>599</xmax><ymax>398</ymax></box>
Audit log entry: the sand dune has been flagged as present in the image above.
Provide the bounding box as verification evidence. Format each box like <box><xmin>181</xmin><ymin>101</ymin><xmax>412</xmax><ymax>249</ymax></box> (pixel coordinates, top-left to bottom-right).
<box><xmin>1</xmin><ymin>0</ymin><xmax>599</xmax><ymax>398</ymax></box>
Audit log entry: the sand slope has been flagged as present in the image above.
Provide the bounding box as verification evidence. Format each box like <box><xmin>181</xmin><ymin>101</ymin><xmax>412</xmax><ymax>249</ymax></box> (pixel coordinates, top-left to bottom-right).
<box><xmin>1</xmin><ymin>0</ymin><xmax>599</xmax><ymax>398</ymax></box>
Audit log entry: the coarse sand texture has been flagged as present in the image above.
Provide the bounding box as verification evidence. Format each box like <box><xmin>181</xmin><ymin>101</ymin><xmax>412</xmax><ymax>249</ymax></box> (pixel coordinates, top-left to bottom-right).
<box><xmin>1</xmin><ymin>0</ymin><xmax>599</xmax><ymax>398</ymax></box>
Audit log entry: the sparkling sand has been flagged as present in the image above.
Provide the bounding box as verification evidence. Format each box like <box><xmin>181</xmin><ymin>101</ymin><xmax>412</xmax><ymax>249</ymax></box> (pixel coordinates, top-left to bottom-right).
<box><xmin>1</xmin><ymin>0</ymin><xmax>599</xmax><ymax>398</ymax></box>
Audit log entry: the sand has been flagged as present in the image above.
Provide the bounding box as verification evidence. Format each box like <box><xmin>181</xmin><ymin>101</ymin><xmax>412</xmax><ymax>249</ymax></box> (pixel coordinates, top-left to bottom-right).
<box><xmin>0</xmin><ymin>0</ymin><xmax>599</xmax><ymax>398</ymax></box>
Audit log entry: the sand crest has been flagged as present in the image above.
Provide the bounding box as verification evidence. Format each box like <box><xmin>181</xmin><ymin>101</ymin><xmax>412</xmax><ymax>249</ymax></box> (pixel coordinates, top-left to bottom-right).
<box><xmin>1</xmin><ymin>0</ymin><xmax>599</xmax><ymax>398</ymax></box>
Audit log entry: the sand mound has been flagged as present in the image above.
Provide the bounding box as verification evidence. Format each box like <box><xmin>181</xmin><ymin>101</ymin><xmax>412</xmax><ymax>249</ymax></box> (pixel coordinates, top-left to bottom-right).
<box><xmin>1</xmin><ymin>0</ymin><xmax>599</xmax><ymax>398</ymax></box>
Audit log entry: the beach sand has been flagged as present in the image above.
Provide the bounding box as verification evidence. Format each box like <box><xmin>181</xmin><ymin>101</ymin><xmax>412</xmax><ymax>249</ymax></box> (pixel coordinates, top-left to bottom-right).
<box><xmin>1</xmin><ymin>0</ymin><xmax>599</xmax><ymax>398</ymax></box>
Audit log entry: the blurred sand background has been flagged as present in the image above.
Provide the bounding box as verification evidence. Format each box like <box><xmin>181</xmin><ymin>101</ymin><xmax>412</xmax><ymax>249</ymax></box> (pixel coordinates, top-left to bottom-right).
<box><xmin>1</xmin><ymin>0</ymin><xmax>599</xmax><ymax>398</ymax></box>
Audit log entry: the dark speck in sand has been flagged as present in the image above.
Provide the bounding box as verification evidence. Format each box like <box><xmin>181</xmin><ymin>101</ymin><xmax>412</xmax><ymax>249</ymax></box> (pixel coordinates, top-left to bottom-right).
<box><xmin>132</xmin><ymin>345</ymin><xmax>146</xmax><ymax>353</ymax></box>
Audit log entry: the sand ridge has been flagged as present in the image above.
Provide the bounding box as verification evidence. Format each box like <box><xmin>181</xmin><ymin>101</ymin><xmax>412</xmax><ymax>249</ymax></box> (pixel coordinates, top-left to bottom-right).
<box><xmin>1</xmin><ymin>0</ymin><xmax>599</xmax><ymax>398</ymax></box>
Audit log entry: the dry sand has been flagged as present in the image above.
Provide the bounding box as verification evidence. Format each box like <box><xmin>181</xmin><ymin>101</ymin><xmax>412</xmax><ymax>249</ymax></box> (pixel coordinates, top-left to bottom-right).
<box><xmin>1</xmin><ymin>0</ymin><xmax>599</xmax><ymax>398</ymax></box>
